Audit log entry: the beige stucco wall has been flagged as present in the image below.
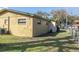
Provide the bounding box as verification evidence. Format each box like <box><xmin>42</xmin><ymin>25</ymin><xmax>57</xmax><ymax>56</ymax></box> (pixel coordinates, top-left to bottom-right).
<box><xmin>0</xmin><ymin>12</ymin><xmax>33</xmax><ymax>37</ymax></box>
<box><xmin>33</xmin><ymin>18</ymin><xmax>48</xmax><ymax>36</ymax></box>
<box><xmin>0</xmin><ymin>11</ymin><xmax>49</xmax><ymax>37</ymax></box>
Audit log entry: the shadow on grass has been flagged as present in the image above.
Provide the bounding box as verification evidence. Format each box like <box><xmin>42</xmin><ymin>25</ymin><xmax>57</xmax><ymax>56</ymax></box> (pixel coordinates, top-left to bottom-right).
<box><xmin>38</xmin><ymin>30</ymin><xmax>66</xmax><ymax>37</ymax></box>
<box><xmin>0</xmin><ymin>35</ymin><xmax>77</xmax><ymax>52</ymax></box>
<box><xmin>0</xmin><ymin>30</ymin><xmax>77</xmax><ymax>52</ymax></box>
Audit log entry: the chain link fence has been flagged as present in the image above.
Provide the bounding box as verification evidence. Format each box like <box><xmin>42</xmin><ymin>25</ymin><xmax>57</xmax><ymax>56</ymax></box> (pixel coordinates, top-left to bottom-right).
<box><xmin>69</xmin><ymin>26</ymin><xmax>79</xmax><ymax>47</ymax></box>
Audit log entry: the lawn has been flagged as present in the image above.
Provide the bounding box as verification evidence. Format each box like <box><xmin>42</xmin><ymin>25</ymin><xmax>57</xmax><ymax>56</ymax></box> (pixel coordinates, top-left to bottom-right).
<box><xmin>0</xmin><ymin>31</ymin><xmax>78</xmax><ymax>52</ymax></box>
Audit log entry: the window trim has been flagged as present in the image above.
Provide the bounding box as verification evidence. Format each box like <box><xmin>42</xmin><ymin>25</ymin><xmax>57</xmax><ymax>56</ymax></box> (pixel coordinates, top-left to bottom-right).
<box><xmin>4</xmin><ymin>19</ymin><xmax>8</xmax><ymax>25</ymax></box>
<box><xmin>37</xmin><ymin>19</ymin><xmax>41</xmax><ymax>24</ymax></box>
<box><xmin>18</xmin><ymin>19</ymin><xmax>26</xmax><ymax>25</ymax></box>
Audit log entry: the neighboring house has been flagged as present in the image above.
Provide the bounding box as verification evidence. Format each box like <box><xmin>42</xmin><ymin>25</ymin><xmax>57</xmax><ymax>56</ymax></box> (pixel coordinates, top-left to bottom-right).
<box><xmin>0</xmin><ymin>9</ymin><xmax>49</xmax><ymax>37</ymax></box>
<box><xmin>74</xmin><ymin>20</ymin><xmax>79</xmax><ymax>29</ymax></box>
<box><xmin>48</xmin><ymin>21</ymin><xmax>57</xmax><ymax>32</ymax></box>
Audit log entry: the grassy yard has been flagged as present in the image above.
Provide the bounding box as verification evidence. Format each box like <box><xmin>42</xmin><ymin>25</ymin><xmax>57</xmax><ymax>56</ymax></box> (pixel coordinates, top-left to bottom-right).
<box><xmin>0</xmin><ymin>31</ymin><xmax>78</xmax><ymax>52</ymax></box>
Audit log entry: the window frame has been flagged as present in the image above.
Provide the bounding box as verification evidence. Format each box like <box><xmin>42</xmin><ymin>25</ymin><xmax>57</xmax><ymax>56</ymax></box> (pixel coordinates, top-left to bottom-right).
<box><xmin>4</xmin><ymin>19</ymin><xmax>8</xmax><ymax>25</ymax></box>
<box><xmin>37</xmin><ymin>19</ymin><xmax>41</xmax><ymax>24</ymax></box>
<box><xmin>18</xmin><ymin>19</ymin><xmax>26</xmax><ymax>25</ymax></box>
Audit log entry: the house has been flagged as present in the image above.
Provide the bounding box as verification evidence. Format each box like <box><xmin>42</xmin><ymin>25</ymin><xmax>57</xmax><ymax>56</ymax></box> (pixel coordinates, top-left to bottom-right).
<box><xmin>0</xmin><ymin>9</ymin><xmax>49</xmax><ymax>37</ymax></box>
<box><xmin>74</xmin><ymin>20</ymin><xmax>79</xmax><ymax>29</ymax></box>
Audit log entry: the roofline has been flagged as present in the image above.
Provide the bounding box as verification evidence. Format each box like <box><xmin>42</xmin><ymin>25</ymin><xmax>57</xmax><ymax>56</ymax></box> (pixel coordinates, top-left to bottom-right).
<box><xmin>0</xmin><ymin>8</ymin><xmax>48</xmax><ymax>21</ymax></box>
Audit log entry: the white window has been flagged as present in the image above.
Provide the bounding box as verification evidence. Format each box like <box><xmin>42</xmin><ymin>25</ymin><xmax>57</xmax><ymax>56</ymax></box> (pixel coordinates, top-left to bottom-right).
<box><xmin>18</xmin><ymin>19</ymin><xmax>26</xmax><ymax>25</ymax></box>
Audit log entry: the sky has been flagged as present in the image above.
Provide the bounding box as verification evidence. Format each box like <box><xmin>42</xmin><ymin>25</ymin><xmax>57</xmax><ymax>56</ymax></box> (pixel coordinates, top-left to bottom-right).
<box><xmin>1</xmin><ymin>7</ymin><xmax>79</xmax><ymax>16</ymax></box>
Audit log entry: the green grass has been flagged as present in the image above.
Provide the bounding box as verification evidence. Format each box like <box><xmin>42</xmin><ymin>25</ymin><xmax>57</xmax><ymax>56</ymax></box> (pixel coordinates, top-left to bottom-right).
<box><xmin>0</xmin><ymin>31</ymin><xmax>78</xmax><ymax>52</ymax></box>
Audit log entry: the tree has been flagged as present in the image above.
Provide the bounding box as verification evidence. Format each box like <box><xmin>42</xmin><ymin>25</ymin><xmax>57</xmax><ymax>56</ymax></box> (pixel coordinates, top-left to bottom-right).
<box><xmin>67</xmin><ymin>15</ymin><xmax>75</xmax><ymax>25</ymax></box>
<box><xmin>35</xmin><ymin>11</ymin><xmax>49</xmax><ymax>19</ymax></box>
<box><xmin>50</xmin><ymin>9</ymin><xmax>69</xmax><ymax>28</ymax></box>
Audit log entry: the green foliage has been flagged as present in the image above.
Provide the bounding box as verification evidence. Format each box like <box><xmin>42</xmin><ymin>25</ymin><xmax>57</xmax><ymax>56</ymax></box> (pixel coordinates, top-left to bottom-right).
<box><xmin>0</xmin><ymin>31</ymin><xmax>74</xmax><ymax>52</ymax></box>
